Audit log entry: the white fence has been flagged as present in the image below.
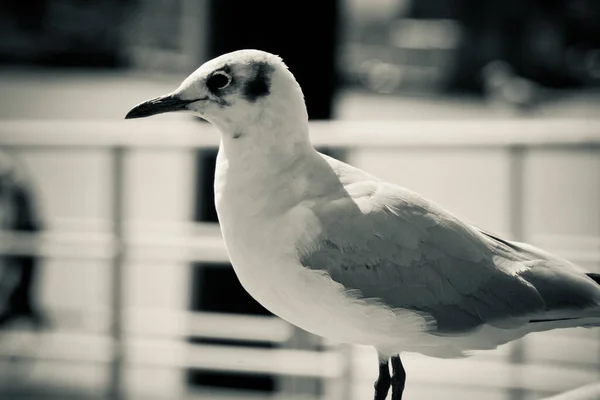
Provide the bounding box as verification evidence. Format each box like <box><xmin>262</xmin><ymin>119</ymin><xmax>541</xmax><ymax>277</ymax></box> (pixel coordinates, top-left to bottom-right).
<box><xmin>0</xmin><ymin>119</ymin><xmax>599</xmax><ymax>400</ymax></box>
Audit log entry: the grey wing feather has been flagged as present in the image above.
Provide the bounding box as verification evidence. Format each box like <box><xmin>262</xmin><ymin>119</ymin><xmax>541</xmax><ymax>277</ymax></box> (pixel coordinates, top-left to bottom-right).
<box><xmin>479</xmin><ymin>229</ymin><xmax>600</xmax><ymax>311</ymax></box>
<box><xmin>299</xmin><ymin>162</ymin><xmax>600</xmax><ymax>333</ymax></box>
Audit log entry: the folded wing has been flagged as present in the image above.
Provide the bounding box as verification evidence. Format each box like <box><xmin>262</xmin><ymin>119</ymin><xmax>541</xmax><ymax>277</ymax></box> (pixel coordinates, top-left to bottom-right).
<box><xmin>299</xmin><ymin>165</ymin><xmax>600</xmax><ymax>334</ymax></box>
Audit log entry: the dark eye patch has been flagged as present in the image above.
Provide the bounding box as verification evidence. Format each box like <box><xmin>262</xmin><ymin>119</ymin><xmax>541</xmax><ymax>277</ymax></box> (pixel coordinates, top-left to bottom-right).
<box><xmin>207</xmin><ymin>71</ymin><xmax>232</xmax><ymax>92</ymax></box>
<box><xmin>243</xmin><ymin>62</ymin><xmax>273</xmax><ymax>102</ymax></box>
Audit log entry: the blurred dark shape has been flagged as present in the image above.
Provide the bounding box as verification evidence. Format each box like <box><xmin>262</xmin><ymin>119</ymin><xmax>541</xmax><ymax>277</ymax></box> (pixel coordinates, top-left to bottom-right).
<box><xmin>119</xmin><ymin>0</ymin><xmax>200</xmax><ymax>73</ymax></box>
<box><xmin>189</xmin><ymin>265</ymin><xmax>275</xmax><ymax>392</ymax></box>
<box><xmin>348</xmin><ymin>0</ymin><xmax>600</xmax><ymax>95</ymax></box>
<box><xmin>482</xmin><ymin>60</ymin><xmax>541</xmax><ymax>114</ymax></box>
<box><xmin>358</xmin><ymin>59</ymin><xmax>404</xmax><ymax>94</ymax></box>
<box><xmin>0</xmin><ymin>0</ymin><xmax>128</xmax><ymax>67</ymax></box>
<box><xmin>207</xmin><ymin>0</ymin><xmax>339</xmax><ymax>120</ymax></box>
<box><xmin>0</xmin><ymin>151</ymin><xmax>45</xmax><ymax>329</ymax></box>
<box><xmin>480</xmin><ymin>59</ymin><xmax>584</xmax><ymax>115</ymax></box>
<box><xmin>442</xmin><ymin>0</ymin><xmax>600</xmax><ymax>92</ymax></box>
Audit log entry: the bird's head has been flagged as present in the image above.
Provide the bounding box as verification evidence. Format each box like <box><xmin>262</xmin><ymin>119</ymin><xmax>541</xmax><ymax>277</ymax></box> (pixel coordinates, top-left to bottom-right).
<box><xmin>125</xmin><ymin>50</ymin><xmax>309</xmax><ymax>143</ymax></box>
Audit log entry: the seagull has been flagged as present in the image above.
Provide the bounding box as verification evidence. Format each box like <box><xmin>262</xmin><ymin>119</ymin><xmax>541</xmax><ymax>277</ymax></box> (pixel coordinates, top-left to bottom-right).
<box><xmin>125</xmin><ymin>50</ymin><xmax>600</xmax><ymax>400</ymax></box>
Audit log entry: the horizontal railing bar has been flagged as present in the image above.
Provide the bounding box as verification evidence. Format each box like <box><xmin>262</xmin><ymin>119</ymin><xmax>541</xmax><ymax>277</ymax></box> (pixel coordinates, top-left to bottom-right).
<box><xmin>18</xmin><ymin>219</ymin><xmax>600</xmax><ymax>249</ymax></box>
<box><xmin>0</xmin><ymin>230</ymin><xmax>231</xmax><ymax>263</ymax></box>
<box><xmin>27</xmin><ymin>217</ymin><xmax>600</xmax><ymax>248</ymax></box>
<box><xmin>132</xmin><ymin>342</ymin><xmax>343</xmax><ymax>378</ymax></box>
<box><xmin>0</xmin><ymin>332</ymin><xmax>342</xmax><ymax>378</ymax></box>
<box><xmin>0</xmin><ymin>119</ymin><xmax>599</xmax><ymax>149</ymax></box>
<box><xmin>2</xmin><ymin>308</ymin><xmax>293</xmax><ymax>344</ymax></box>
<box><xmin>37</xmin><ymin>218</ymin><xmax>223</xmax><ymax>236</ymax></box>
<box><xmin>29</xmin><ymin>219</ymin><xmax>600</xmax><ymax>248</ymax></box>
<box><xmin>125</xmin><ymin>309</ymin><xmax>293</xmax><ymax>343</ymax></box>
<box><xmin>541</xmin><ymin>382</ymin><xmax>600</xmax><ymax>400</ymax></box>
<box><xmin>1</xmin><ymin>231</ymin><xmax>599</xmax><ymax>264</ymax></box>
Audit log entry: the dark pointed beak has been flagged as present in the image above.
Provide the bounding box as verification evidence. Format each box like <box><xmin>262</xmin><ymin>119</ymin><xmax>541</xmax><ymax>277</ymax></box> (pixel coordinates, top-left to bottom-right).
<box><xmin>125</xmin><ymin>94</ymin><xmax>203</xmax><ymax>119</ymax></box>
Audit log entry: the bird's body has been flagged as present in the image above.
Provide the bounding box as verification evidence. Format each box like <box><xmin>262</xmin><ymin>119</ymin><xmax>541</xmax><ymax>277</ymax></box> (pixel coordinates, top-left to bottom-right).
<box><xmin>215</xmin><ymin>143</ymin><xmax>600</xmax><ymax>359</ymax></box>
<box><xmin>126</xmin><ymin>49</ymin><xmax>600</xmax><ymax>399</ymax></box>
<box><xmin>215</xmin><ymin>146</ymin><xmax>428</xmax><ymax>352</ymax></box>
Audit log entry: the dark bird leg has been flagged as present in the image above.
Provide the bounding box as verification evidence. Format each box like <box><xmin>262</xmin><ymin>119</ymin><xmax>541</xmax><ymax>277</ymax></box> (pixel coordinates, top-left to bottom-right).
<box><xmin>390</xmin><ymin>355</ymin><xmax>406</xmax><ymax>400</ymax></box>
<box><xmin>373</xmin><ymin>357</ymin><xmax>391</xmax><ymax>400</ymax></box>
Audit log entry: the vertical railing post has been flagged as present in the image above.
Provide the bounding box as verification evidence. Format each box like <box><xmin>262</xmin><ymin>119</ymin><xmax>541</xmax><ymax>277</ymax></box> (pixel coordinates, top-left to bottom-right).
<box><xmin>597</xmin><ymin>144</ymin><xmax>600</xmax><ymax>381</ymax></box>
<box><xmin>340</xmin><ymin>344</ymin><xmax>355</xmax><ymax>400</ymax></box>
<box><xmin>507</xmin><ymin>145</ymin><xmax>526</xmax><ymax>400</ymax></box>
<box><xmin>109</xmin><ymin>146</ymin><xmax>127</xmax><ymax>400</ymax></box>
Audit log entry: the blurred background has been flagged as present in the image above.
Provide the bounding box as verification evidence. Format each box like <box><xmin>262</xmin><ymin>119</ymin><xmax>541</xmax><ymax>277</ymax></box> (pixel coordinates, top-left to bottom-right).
<box><xmin>0</xmin><ymin>0</ymin><xmax>600</xmax><ymax>399</ymax></box>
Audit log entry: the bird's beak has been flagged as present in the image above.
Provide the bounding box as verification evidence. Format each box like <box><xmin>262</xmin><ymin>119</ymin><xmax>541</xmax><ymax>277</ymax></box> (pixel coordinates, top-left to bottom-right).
<box><xmin>125</xmin><ymin>93</ymin><xmax>201</xmax><ymax>119</ymax></box>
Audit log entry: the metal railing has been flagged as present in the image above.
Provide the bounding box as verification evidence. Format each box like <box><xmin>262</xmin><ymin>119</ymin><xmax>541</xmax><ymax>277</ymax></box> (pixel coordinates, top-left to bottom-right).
<box><xmin>1</xmin><ymin>118</ymin><xmax>600</xmax><ymax>400</ymax></box>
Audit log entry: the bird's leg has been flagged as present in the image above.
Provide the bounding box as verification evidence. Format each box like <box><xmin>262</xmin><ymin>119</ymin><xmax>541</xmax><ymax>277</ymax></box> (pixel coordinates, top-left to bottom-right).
<box><xmin>373</xmin><ymin>356</ymin><xmax>391</xmax><ymax>400</ymax></box>
<box><xmin>390</xmin><ymin>355</ymin><xmax>406</xmax><ymax>400</ymax></box>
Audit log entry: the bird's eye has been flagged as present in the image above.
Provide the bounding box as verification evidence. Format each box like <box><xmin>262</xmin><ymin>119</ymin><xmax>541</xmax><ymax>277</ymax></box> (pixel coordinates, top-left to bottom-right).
<box><xmin>207</xmin><ymin>71</ymin><xmax>232</xmax><ymax>92</ymax></box>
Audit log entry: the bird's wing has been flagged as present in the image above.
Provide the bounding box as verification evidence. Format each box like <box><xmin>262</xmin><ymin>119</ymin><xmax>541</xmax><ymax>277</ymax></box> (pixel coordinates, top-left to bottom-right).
<box><xmin>298</xmin><ymin>159</ymin><xmax>600</xmax><ymax>333</ymax></box>
<box><xmin>477</xmin><ymin>229</ymin><xmax>600</xmax><ymax>316</ymax></box>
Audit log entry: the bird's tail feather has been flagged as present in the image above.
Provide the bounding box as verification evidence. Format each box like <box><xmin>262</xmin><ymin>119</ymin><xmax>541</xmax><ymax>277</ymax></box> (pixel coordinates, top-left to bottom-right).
<box><xmin>524</xmin><ymin>271</ymin><xmax>600</xmax><ymax>328</ymax></box>
<box><xmin>527</xmin><ymin>316</ymin><xmax>600</xmax><ymax>332</ymax></box>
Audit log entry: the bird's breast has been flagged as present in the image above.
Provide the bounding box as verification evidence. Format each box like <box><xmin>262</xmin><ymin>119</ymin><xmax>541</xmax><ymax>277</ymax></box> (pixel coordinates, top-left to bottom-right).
<box><xmin>214</xmin><ymin>155</ymin><xmax>308</xmax><ymax>284</ymax></box>
<box><xmin>216</xmin><ymin>195</ymin><xmax>327</xmax><ymax>329</ymax></box>
<box><xmin>215</xmin><ymin>172</ymin><xmax>347</xmax><ymax>338</ymax></box>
